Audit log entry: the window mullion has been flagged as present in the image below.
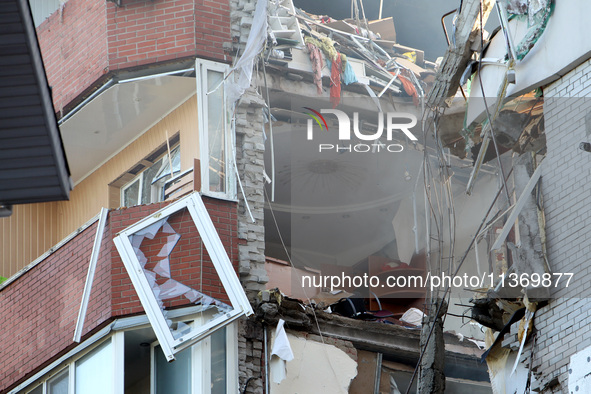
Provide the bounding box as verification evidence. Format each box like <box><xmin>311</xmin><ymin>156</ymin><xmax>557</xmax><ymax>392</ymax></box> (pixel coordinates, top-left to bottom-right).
<box><xmin>69</xmin><ymin>363</ymin><xmax>75</xmax><ymax>394</ymax></box>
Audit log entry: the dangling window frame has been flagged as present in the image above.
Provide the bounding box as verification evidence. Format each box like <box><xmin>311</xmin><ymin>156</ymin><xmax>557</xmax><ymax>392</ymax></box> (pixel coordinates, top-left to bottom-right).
<box><xmin>113</xmin><ymin>192</ymin><xmax>252</xmax><ymax>361</ymax></box>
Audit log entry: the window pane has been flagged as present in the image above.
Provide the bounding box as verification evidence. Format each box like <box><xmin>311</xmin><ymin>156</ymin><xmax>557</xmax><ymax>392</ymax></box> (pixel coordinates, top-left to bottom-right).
<box><xmin>75</xmin><ymin>340</ymin><xmax>113</xmax><ymax>394</ymax></box>
<box><xmin>155</xmin><ymin>345</ymin><xmax>191</xmax><ymax>394</ymax></box>
<box><xmin>48</xmin><ymin>369</ymin><xmax>68</xmax><ymax>394</ymax></box>
<box><xmin>207</xmin><ymin>70</ymin><xmax>226</xmax><ymax>193</ymax></box>
<box><xmin>123</xmin><ymin>179</ymin><xmax>140</xmax><ymax>207</ymax></box>
<box><xmin>210</xmin><ymin>327</ymin><xmax>227</xmax><ymax>394</ymax></box>
<box><xmin>27</xmin><ymin>385</ymin><xmax>43</xmax><ymax>394</ymax></box>
<box><xmin>141</xmin><ymin>159</ymin><xmax>163</xmax><ymax>204</ymax></box>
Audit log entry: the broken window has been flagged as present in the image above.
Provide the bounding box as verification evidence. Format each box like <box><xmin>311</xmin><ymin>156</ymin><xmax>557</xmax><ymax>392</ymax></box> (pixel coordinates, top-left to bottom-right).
<box><xmin>121</xmin><ymin>145</ymin><xmax>181</xmax><ymax>207</ymax></box>
<box><xmin>113</xmin><ymin>193</ymin><xmax>252</xmax><ymax>361</ymax></box>
<box><xmin>196</xmin><ymin>59</ymin><xmax>235</xmax><ymax>199</ymax></box>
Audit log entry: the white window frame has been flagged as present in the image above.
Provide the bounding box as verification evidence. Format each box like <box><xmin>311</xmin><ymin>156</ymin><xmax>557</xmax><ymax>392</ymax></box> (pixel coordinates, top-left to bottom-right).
<box><xmin>113</xmin><ymin>192</ymin><xmax>252</xmax><ymax>362</ymax></box>
<box><xmin>120</xmin><ymin>145</ymin><xmax>181</xmax><ymax>207</ymax></box>
<box><xmin>121</xmin><ymin>176</ymin><xmax>142</xmax><ymax>207</ymax></box>
<box><xmin>150</xmin><ymin>322</ymin><xmax>238</xmax><ymax>394</ymax></box>
<box><xmin>20</xmin><ymin>335</ymin><xmax>122</xmax><ymax>394</ymax></box>
<box><xmin>196</xmin><ymin>58</ymin><xmax>236</xmax><ymax>200</ymax></box>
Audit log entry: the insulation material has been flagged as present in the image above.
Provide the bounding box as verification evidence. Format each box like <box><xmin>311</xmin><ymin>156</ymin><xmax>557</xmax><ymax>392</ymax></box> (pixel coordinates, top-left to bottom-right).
<box><xmin>510</xmin><ymin>0</ymin><xmax>554</xmax><ymax>61</ymax></box>
<box><xmin>225</xmin><ymin>0</ymin><xmax>268</xmax><ymax>107</ymax></box>
<box><xmin>569</xmin><ymin>346</ymin><xmax>591</xmax><ymax>393</ymax></box>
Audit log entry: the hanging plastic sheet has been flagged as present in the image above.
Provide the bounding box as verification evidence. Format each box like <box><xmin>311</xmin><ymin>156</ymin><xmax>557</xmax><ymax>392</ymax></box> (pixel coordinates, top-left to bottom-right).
<box><xmin>226</xmin><ymin>0</ymin><xmax>268</xmax><ymax>107</ymax></box>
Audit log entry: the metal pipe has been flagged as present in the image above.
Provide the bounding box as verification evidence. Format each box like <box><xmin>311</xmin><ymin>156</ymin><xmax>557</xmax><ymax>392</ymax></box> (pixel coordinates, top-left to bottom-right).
<box><xmin>58</xmin><ymin>79</ymin><xmax>115</xmax><ymax>125</ymax></box>
<box><xmin>441</xmin><ymin>9</ymin><xmax>467</xmax><ymax>101</ymax></box>
<box><xmin>466</xmin><ymin>133</ymin><xmax>491</xmax><ymax>195</ymax></box>
<box><xmin>441</xmin><ymin>9</ymin><xmax>457</xmax><ymax>46</ymax></box>
<box><xmin>495</xmin><ymin>1</ymin><xmax>517</xmax><ymax>61</ymax></box>
<box><xmin>374</xmin><ymin>352</ymin><xmax>383</xmax><ymax>394</ymax></box>
<box><xmin>0</xmin><ymin>204</ymin><xmax>12</xmax><ymax>218</ymax></box>
<box><xmin>118</xmin><ymin>67</ymin><xmax>195</xmax><ymax>84</ymax></box>
<box><xmin>59</xmin><ymin>67</ymin><xmax>195</xmax><ymax>126</ymax></box>
<box><xmin>264</xmin><ymin>326</ymin><xmax>269</xmax><ymax>394</ymax></box>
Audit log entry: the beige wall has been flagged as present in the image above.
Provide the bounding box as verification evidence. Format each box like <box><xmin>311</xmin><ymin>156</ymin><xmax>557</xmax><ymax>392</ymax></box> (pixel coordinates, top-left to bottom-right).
<box><xmin>270</xmin><ymin>331</ymin><xmax>357</xmax><ymax>393</ymax></box>
<box><xmin>0</xmin><ymin>94</ymin><xmax>199</xmax><ymax>278</ymax></box>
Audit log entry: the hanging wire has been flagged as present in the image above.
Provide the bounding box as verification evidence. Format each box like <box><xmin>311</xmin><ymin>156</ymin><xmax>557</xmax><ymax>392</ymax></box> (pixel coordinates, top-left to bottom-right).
<box><xmin>404</xmin><ymin>166</ymin><xmax>514</xmax><ymax>394</ymax></box>
<box><xmin>263</xmin><ymin>187</ymin><xmax>347</xmax><ymax>393</ymax></box>
<box><xmin>477</xmin><ymin>0</ymin><xmax>511</xmax><ymax>203</ymax></box>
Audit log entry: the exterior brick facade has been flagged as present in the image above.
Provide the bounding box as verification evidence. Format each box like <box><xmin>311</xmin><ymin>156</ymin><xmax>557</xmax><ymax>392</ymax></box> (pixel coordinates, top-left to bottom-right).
<box><xmin>0</xmin><ymin>196</ymin><xmax>239</xmax><ymax>393</ymax></box>
<box><xmin>37</xmin><ymin>0</ymin><xmax>232</xmax><ymax>114</ymax></box>
<box><xmin>530</xmin><ymin>58</ymin><xmax>591</xmax><ymax>392</ymax></box>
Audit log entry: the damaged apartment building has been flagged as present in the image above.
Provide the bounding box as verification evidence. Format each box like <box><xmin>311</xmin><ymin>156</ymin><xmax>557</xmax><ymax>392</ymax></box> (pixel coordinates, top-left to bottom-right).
<box><xmin>0</xmin><ymin>0</ymin><xmax>503</xmax><ymax>393</ymax></box>
<box><xmin>426</xmin><ymin>0</ymin><xmax>591</xmax><ymax>392</ymax></box>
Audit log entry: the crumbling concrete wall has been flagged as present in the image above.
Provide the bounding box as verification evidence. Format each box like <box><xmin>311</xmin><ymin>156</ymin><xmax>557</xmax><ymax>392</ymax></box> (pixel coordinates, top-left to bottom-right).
<box><xmin>234</xmin><ymin>90</ymin><xmax>268</xmax><ymax>393</ymax></box>
<box><xmin>231</xmin><ymin>1</ymin><xmax>269</xmax><ymax>392</ymax></box>
<box><xmin>512</xmin><ymin>153</ymin><xmax>548</xmax><ymax>289</ymax></box>
<box><xmin>530</xmin><ymin>58</ymin><xmax>591</xmax><ymax>392</ymax></box>
<box><xmin>418</xmin><ymin>298</ymin><xmax>447</xmax><ymax>394</ymax></box>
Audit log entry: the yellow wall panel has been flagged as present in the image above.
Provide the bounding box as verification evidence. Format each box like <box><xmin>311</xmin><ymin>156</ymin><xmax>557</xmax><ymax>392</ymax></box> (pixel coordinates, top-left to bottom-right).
<box><xmin>0</xmin><ymin>94</ymin><xmax>199</xmax><ymax>278</ymax></box>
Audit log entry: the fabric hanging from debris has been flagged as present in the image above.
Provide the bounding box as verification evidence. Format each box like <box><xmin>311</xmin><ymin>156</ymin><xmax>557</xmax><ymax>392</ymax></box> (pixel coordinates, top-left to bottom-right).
<box><xmin>270</xmin><ymin>319</ymin><xmax>294</xmax><ymax>384</ymax></box>
<box><xmin>342</xmin><ymin>60</ymin><xmax>358</xmax><ymax>85</ymax></box>
<box><xmin>330</xmin><ymin>53</ymin><xmax>342</xmax><ymax>108</ymax></box>
<box><xmin>400</xmin><ymin>307</ymin><xmax>425</xmax><ymax>326</ymax></box>
<box><xmin>304</xmin><ymin>36</ymin><xmax>338</xmax><ymax>62</ymax></box>
<box><xmin>391</xmin><ymin>71</ymin><xmax>419</xmax><ymax>106</ymax></box>
<box><xmin>306</xmin><ymin>41</ymin><xmax>324</xmax><ymax>95</ymax></box>
<box><xmin>225</xmin><ymin>0</ymin><xmax>268</xmax><ymax>106</ymax></box>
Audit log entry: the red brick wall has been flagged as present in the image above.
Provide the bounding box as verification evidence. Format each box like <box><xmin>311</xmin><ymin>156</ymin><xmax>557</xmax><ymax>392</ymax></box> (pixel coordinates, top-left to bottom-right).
<box><xmin>38</xmin><ymin>0</ymin><xmax>231</xmax><ymax>113</ymax></box>
<box><xmin>0</xmin><ymin>220</ymin><xmax>111</xmax><ymax>393</ymax></box>
<box><xmin>193</xmin><ymin>0</ymin><xmax>231</xmax><ymax>60</ymax></box>
<box><xmin>0</xmin><ymin>196</ymin><xmax>238</xmax><ymax>393</ymax></box>
<box><xmin>37</xmin><ymin>0</ymin><xmax>109</xmax><ymax>114</ymax></box>
<box><xmin>109</xmin><ymin>197</ymin><xmax>239</xmax><ymax>316</ymax></box>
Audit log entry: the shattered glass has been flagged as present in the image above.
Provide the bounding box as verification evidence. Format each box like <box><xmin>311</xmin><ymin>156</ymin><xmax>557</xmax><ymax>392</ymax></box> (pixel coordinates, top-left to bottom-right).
<box><xmin>128</xmin><ymin>210</ymin><xmax>233</xmax><ymax>340</ymax></box>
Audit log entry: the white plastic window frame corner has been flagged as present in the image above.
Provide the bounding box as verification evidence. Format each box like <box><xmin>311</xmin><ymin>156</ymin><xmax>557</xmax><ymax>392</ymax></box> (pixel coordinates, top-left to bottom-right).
<box><xmin>196</xmin><ymin>58</ymin><xmax>237</xmax><ymax>201</ymax></box>
<box><xmin>113</xmin><ymin>192</ymin><xmax>252</xmax><ymax>362</ymax></box>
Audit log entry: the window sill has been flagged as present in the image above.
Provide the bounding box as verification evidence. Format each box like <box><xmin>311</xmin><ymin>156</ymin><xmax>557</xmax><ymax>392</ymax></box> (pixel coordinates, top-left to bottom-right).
<box><xmin>199</xmin><ymin>191</ymin><xmax>239</xmax><ymax>204</ymax></box>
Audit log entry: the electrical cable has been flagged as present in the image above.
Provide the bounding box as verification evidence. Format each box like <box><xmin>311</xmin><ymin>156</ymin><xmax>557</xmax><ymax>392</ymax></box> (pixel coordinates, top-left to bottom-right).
<box><xmin>477</xmin><ymin>0</ymin><xmax>511</xmax><ymax>203</ymax></box>
<box><xmin>404</xmin><ymin>166</ymin><xmax>513</xmax><ymax>394</ymax></box>
<box><xmin>263</xmin><ymin>186</ymin><xmax>347</xmax><ymax>393</ymax></box>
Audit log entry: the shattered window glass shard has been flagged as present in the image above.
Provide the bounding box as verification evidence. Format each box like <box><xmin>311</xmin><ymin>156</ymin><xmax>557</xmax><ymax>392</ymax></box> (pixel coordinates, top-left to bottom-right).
<box><xmin>127</xmin><ymin>209</ymin><xmax>234</xmax><ymax>342</ymax></box>
<box><xmin>157</xmin><ymin>234</ymin><xmax>181</xmax><ymax>257</ymax></box>
<box><xmin>134</xmin><ymin>218</ymin><xmax>167</xmax><ymax>239</ymax></box>
<box><xmin>114</xmin><ymin>193</ymin><xmax>252</xmax><ymax>360</ymax></box>
<box><xmin>159</xmin><ymin>279</ymin><xmax>192</xmax><ymax>300</ymax></box>
<box><xmin>152</xmin><ymin>145</ymin><xmax>181</xmax><ymax>185</ymax></box>
<box><xmin>154</xmin><ymin>257</ymin><xmax>171</xmax><ymax>278</ymax></box>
